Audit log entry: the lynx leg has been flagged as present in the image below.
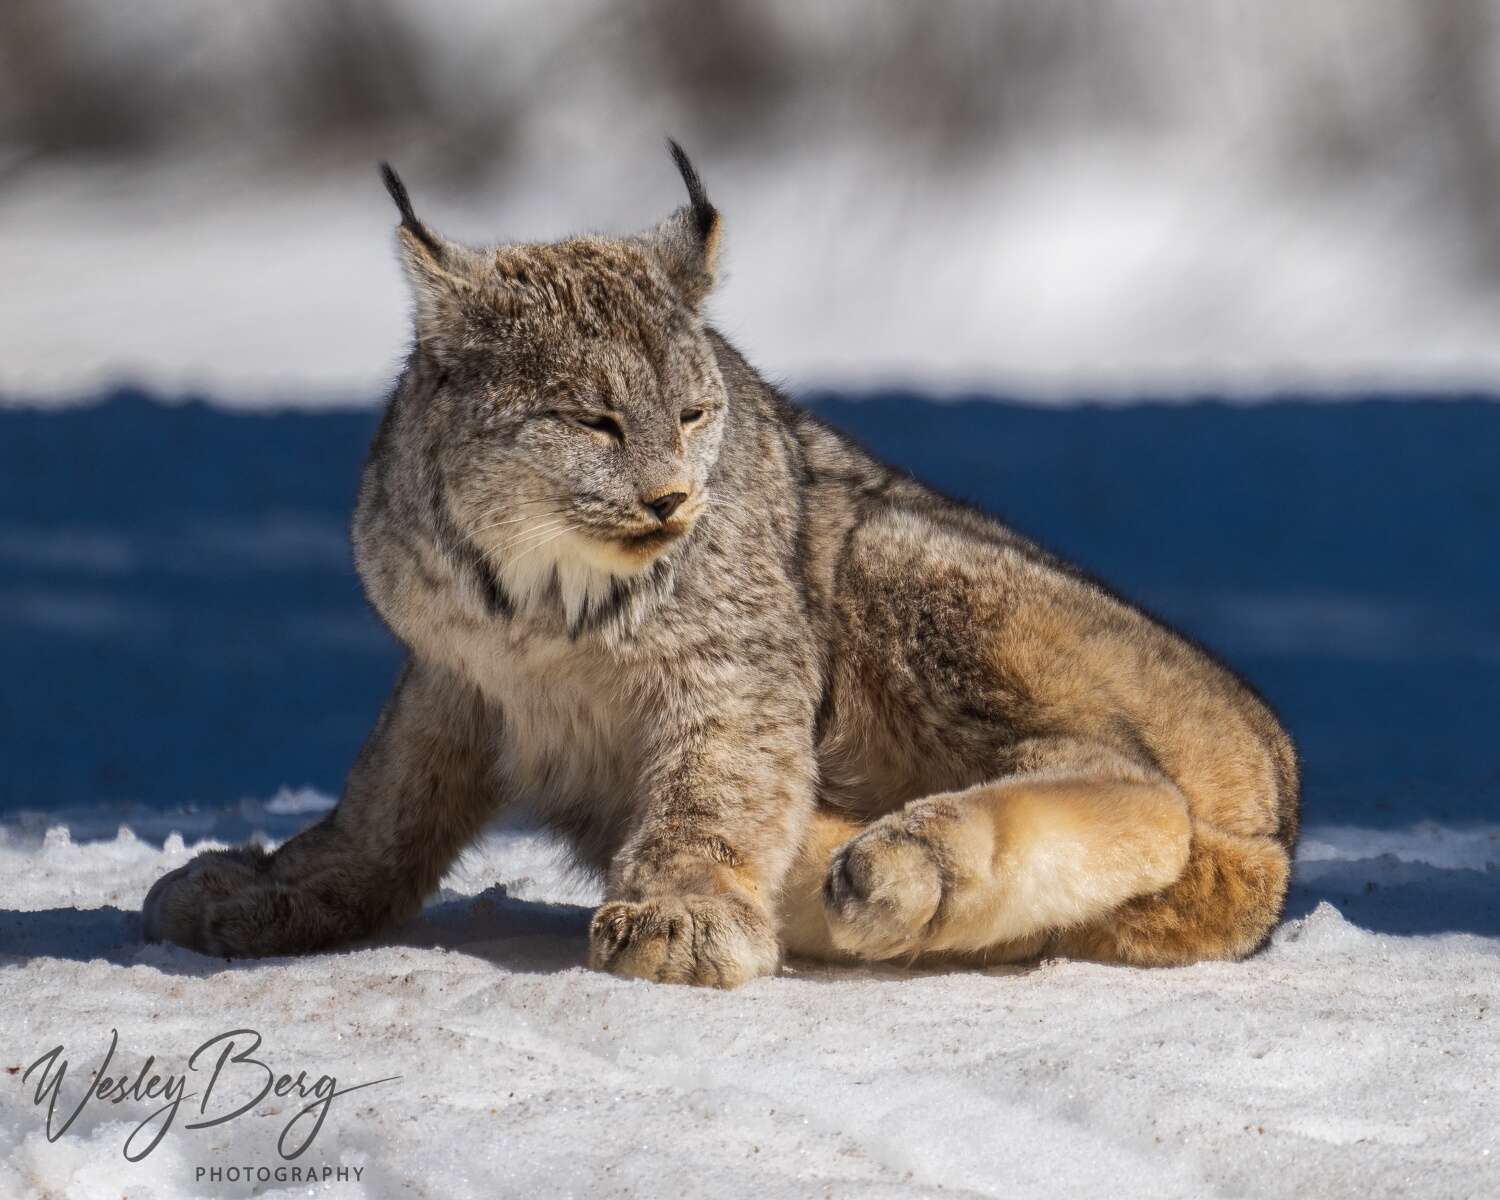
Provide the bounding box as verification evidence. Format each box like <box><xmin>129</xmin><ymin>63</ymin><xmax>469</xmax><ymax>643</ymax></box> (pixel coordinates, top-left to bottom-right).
<box><xmin>1050</xmin><ymin>825</ymin><xmax>1290</xmax><ymax>965</ymax></box>
<box><xmin>144</xmin><ymin>658</ymin><xmax>504</xmax><ymax>958</ymax></box>
<box><xmin>813</xmin><ymin>745</ymin><xmax>1195</xmax><ymax>962</ymax></box>
<box><xmin>588</xmin><ymin>692</ymin><xmax>817</xmax><ymax>989</ymax></box>
<box><xmin>777</xmin><ymin>807</ymin><xmax>866</xmax><ymax>961</ymax></box>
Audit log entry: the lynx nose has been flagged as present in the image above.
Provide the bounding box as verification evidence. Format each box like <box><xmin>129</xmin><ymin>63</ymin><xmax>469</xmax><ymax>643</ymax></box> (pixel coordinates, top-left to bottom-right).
<box><xmin>644</xmin><ymin>490</ymin><xmax>688</xmax><ymax>523</ymax></box>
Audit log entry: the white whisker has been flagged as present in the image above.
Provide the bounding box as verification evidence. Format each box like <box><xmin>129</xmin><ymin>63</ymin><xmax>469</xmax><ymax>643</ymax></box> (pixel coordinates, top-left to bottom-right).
<box><xmin>464</xmin><ymin>507</ymin><xmax>570</xmax><ymax>538</ymax></box>
<box><xmin>492</xmin><ymin>519</ymin><xmax>573</xmax><ymax>554</ymax></box>
<box><xmin>506</xmin><ymin>524</ymin><xmax>577</xmax><ymax>568</ymax></box>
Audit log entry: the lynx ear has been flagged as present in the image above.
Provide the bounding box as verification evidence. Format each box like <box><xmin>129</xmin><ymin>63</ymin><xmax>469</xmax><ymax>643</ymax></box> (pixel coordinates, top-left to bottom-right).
<box><xmin>380</xmin><ymin>162</ymin><xmax>502</xmax><ymax>356</ymax></box>
<box><xmin>641</xmin><ymin>140</ymin><xmax>722</xmax><ymax>307</ymax></box>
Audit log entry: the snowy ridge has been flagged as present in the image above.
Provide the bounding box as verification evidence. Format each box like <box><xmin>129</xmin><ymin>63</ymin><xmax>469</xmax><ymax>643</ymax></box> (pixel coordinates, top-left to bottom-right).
<box><xmin>2</xmin><ymin>815</ymin><xmax>1497</xmax><ymax>1198</ymax></box>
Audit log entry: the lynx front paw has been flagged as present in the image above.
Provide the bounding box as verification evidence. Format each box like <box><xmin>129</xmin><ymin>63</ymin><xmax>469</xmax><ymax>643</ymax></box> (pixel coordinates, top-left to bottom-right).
<box><xmin>589</xmin><ymin>894</ymin><xmax>780</xmax><ymax>988</ymax></box>
<box><xmin>143</xmin><ymin>846</ymin><xmax>284</xmax><ymax>957</ymax></box>
<box><xmin>823</xmin><ymin>809</ymin><xmax>950</xmax><ymax>959</ymax></box>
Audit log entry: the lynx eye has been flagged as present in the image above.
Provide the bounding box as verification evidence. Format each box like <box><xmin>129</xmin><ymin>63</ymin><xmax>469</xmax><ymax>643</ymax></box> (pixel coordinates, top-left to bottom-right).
<box><xmin>571</xmin><ymin>413</ymin><xmax>623</xmax><ymax>440</ymax></box>
<box><xmin>680</xmin><ymin>407</ymin><xmax>706</xmax><ymax>427</ymax></box>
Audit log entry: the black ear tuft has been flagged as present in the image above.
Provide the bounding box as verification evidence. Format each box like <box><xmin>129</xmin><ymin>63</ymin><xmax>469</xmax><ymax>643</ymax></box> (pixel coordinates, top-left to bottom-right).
<box><xmin>379</xmin><ymin>161</ymin><xmax>443</xmax><ymax>258</ymax></box>
<box><xmin>666</xmin><ymin>139</ymin><xmax>717</xmax><ymax>241</ymax></box>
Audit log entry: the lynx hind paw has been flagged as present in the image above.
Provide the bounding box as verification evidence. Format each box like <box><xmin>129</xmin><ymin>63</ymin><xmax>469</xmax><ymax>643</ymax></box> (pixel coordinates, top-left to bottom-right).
<box><xmin>589</xmin><ymin>894</ymin><xmax>780</xmax><ymax>989</ymax></box>
<box><xmin>142</xmin><ymin>845</ymin><xmax>275</xmax><ymax>957</ymax></box>
<box><xmin>823</xmin><ymin>816</ymin><xmax>947</xmax><ymax>960</ymax></box>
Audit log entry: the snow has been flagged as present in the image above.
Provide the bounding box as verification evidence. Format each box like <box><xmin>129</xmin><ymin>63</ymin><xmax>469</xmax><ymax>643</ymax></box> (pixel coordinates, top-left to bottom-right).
<box><xmin>8</xmin><ymin>143</ymin><xmax>1500</xmax><ymax>407</ymax></box>
<box><xmin>12</xmin><ymin>4</ymin><xmax>1500</xmax><ymax>406</ymax></box>
<box><xmin>3</xmin><ymin>815</ymin><xmax>1497</xmax><ymax>1198</ymax></box>
<box><xmin>261</xmin><ymin>787</ymin><xmax>339</xmax><ymax>818</ymax></box>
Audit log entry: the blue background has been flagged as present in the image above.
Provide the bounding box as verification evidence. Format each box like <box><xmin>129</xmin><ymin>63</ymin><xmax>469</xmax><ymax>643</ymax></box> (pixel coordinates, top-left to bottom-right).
<box><xmin>3</xmin><ymin>391</ymin><xmax>1496</xmax><ymax>831</ymax></box>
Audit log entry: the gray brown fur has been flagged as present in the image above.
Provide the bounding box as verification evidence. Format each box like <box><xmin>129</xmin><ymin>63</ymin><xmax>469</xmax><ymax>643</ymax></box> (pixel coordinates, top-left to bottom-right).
<box><xmin>144</xmin><ymin>147</ymin><xmax>1299</xmax><ymax>985</ymax></box>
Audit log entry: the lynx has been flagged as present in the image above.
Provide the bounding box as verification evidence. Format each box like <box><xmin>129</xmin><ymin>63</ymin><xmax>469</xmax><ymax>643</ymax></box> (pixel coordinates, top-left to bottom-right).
<box><xmin>144</xmin><ymin>144</ymin><xmax>1299</xmax><ymax>986</ymax></box>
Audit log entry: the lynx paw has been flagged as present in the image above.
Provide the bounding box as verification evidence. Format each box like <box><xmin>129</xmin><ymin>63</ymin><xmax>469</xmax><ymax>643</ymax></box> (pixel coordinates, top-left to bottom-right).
<box><xmin>823</xmin><ymin>810</ymin><xmax>950</xmax><ymax>959</ymax></box>
<box><xmin>142</xmin><ymin>846</ymin><xmax>284</xmax><ymax>957</ymax></box>
<box><xmin>589</xmin><ymin>894</ymin><xmax>780</xmax><ymax>988</ymax></box>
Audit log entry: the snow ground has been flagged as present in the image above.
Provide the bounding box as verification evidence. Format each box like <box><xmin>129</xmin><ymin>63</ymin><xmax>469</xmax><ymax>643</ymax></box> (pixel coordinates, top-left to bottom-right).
<box><xmin>3</xmin><ymin>811</ymin><xmax>1497</xmax><ymax>1199</ymax></box>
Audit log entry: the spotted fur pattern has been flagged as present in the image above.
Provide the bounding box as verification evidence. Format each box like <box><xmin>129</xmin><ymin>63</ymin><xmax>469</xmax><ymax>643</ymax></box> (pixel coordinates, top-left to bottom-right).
<box><xmin>144</xmin><ymin>146</ymin><xmax>1299</xmax><ymax>986</ymax></box>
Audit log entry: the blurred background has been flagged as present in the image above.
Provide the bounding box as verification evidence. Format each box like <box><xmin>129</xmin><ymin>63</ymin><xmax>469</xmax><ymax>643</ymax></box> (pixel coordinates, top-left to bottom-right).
<box><xmin>0</xmin><ymin>3</ymin><xmax>1496</xmax><ymax>860</ymax></box>
<box><xmin>12</xmin><ymin>0</ymin><xmax>1500</xmax><ymax>398</ymax></box>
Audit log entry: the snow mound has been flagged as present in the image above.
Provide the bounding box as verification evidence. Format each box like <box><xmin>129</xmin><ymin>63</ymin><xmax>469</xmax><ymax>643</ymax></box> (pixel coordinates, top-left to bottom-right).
<box><xmin>2</xmin><ymin>820</ymin><xmax>1496</xmax><ymax>1198</ymax></box>
<box><xmin>262</xmin><ymin>786</ymin><xmax>338</xmax><ymax>816</ymax></box>
<box><xmin>1299</xmin><ymin>823</ymin><xmax>1500</xmax><ymax>872</ymax></box>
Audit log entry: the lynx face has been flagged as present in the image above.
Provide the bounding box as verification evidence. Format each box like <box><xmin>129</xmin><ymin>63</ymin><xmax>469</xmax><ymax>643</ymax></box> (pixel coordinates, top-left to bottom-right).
<box><xmin>492</xmin><ymin>302</ymin><xmax>727</xmax><ymax>578</ymax></box>
<box><xmin>433</xmin><ymin>242</ymin><xmax>731</xmax><ymax>610</ymax></box>
<box><xmin>379</xmin><ymin>150</ymin><xmax>727</xmax><ymax>621</ymax></box>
